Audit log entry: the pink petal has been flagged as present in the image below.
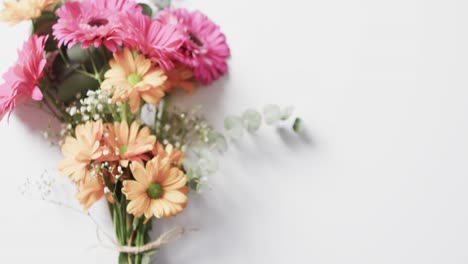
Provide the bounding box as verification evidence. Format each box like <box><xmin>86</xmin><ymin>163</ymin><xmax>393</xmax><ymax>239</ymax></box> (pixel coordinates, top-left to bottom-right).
<box><xmin>31</xmin><ymin>86</ymin><xmax>43</xmax><ymax>101</ymax></box>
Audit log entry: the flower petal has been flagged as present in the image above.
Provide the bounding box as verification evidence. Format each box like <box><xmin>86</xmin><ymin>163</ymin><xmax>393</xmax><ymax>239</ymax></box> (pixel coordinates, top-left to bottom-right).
<box><xmin>130</xmin><ymin>161</ymin><xmax>149</xmax><ymax>186</ymax></box>
<box><xmin>163</xmin><ymin>190</ymin><xmax>187</xmax><ymax>204</ymax></box>
<box><xmin>122</xmin><ymin>180</ymin><xmax>146</xmax><ymax>200</ymax></box>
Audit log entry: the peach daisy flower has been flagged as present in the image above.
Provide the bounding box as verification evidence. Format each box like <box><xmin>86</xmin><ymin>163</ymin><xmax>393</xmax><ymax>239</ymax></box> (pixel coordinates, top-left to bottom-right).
<box><xmin>104</xmin><ymin>121</ymin><xmax>156</xmax><ymax>167</ymax></box>
<box><xmin>58</xmin><ymin>121</ymin><xmax>104</xmax><ymax>183</ymax></box>
<box><xmin>0</xmin><ymin>0</ymin><xmax>57</xmax><ymax>25</ymax></box>
<box><xmin>75</xmin><ymin>175</ymin><xmax>105</xmax><ymax>210</ymax></box>
<box><xmin>153</xmin><ymin>142</ymin><xmax>184</xmax><ymax>167</ymax></box>
<box><xmin>101</xmin><ymin>48</ymin><xmax>167</xmax><ymax>113</ymax></box>
<box><xmin>122</xmin><ymin>157</ymin><xmax>188</xmax><ymax>219</ymax></box>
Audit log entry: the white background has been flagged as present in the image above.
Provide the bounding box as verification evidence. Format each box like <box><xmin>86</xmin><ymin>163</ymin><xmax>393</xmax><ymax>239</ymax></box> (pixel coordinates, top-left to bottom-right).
<box><xmin>0</xmin><ymin>0</ymin><xmax>468</xmax><ymax>263</ymax></box>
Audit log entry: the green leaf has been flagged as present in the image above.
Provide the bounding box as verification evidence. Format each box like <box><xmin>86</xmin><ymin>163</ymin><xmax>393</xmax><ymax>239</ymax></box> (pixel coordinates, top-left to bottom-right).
<box><xmin>139</xmin><ymin>3</ymin><xmax>153</xmax><ymax>17</ymax></box>
<box><xmin>293</xmin><ymin>117</ymin><xmax>303</xmax><ymax>133</ymax></box>
<box><xmin>66</xmin><ymin>45</ymin><xmax>90</xmax><ymax>64</ymax></box>
<box><xmin>67</xmin><ymin>46</ymin><xmax>108</xmax><ymax>73</ymax></box>
<box><xmin>189</xmin><ymin>177</ymin><xmax>201</xmax><ymax>191</ymax></box>
<box><xmin>57</xmin><ymin>71</ymin><xmax>99</xmax><ymax>103</ymax></box>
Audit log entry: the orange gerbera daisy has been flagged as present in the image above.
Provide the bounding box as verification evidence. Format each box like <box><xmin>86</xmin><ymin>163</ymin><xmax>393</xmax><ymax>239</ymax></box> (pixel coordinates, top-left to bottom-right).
<box><xmin>75</xmin><ymin>174</ymin><xmax>105</xmax><ymax>210</ymax></box>
<box><xmin>153</xmin><ymin>142</ymin><xmax>184</xmax><ymax>167</ymax></box>
<box><xmin>0</xmin><ymin>0</ymin><xmax>57</xmax><ymax>25</ymax></box>
<box><xmin>101</xmin><ymin>48</ymin><xmax>167</xmax><ymax>113</ymax></box>
<box><xmin>103</xmin><ymin>121</ymin><xmax>156</xmax><ymax>167</ymax></box>
<box><xmin>162</xmin><ymin>63</ymin><xmax>195</xmax><ymax>94</ymax></box>
<box><xmin>58</xmin><ymin>121</ymin><xmax>103</xmax><ymax>183</ymax></box>
<box><xmin>122</xmin><ymin>157</ymin><xmax>188</xmax><ymax>219</ymax></box>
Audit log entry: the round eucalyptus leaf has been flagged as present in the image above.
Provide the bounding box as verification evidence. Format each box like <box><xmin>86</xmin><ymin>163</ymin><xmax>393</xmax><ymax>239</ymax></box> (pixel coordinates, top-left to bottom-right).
<box><xmin>263</xmin><ymin>104</ymin><xmax>281</xmax><ymax>125</ymax></box>
<box><xmin>242</xmin><ymin>109</ymin><xmax>262</xmax><ymax>133</ymax></box>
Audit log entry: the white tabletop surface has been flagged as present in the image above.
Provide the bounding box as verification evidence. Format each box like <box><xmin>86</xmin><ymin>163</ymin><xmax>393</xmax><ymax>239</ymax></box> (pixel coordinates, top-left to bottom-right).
<box><xmin>0</xmin><ymin>0</ymin><xmax>468</xmax><ymax>263</ymax></box>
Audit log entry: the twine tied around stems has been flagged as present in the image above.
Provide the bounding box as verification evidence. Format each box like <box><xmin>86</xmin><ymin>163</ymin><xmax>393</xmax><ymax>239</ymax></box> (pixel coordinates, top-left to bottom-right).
<box><xmin>115</xmin><ymin>227</ymin><xmax>197</xmax><ymax>254</ymax></box>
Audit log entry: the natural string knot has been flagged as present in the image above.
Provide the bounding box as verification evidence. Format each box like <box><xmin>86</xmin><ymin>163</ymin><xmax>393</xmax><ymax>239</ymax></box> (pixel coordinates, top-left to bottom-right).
<box><xmin>116</xmin><ymin>227</ymin><xmax>197</xmax><ymax>254</ymax></box>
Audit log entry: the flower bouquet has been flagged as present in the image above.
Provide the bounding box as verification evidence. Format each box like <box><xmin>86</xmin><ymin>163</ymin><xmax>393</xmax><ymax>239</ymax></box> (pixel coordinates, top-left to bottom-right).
<box><xmin>0</xmin><ymin>0</ymin><xmax>302</xmax><ymax>262</ymax></box>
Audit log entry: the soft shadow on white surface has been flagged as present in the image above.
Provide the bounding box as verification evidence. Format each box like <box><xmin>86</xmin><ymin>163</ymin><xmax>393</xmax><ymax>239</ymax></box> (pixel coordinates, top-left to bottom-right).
<box><xmin>153</xmin><ymin>127</ymin><xmax>313</xmax><ymax>264</ymax></box>
<box><xmin>15</xmin><ymin>103</ymin><xmax>60</xmax><ymax>132</ymax></box>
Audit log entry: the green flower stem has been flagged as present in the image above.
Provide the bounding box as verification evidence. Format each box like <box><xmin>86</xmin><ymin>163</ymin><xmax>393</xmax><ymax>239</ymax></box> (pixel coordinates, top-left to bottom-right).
<box><xmin>113</xmin><ymin>204</ymin><xmax>123</xmax><ymax>244</ymax></box>
<box><xmin>155</xmin><ymin>95</ymin><xmax>172</xmax><ymax>138</ymax></box>
<box><xmin>57</xmin><ymin>48</ymin><xmax>70</xmax><ymax>68</ymax></box>
<box><xmin>115</xmin><ymin>201</ymin><xmax>131</xmax><ymax>263</ymax></box>
<box><xmin>113</xmin><ymin>206</ymin><xmax>152</xmax><ymax>263</ymax></box>
<box><xmin>134</xmin><ymin>218</ymin><xmax>149</xmax><ymax>264</ymax></box>
<box><xmin>121</xmin><ymin>200</ymin><xmax>128</xmax><ymax>244</ymax></box>
<box><xmin>96</xmin><ymin>47</ymin><xmax>110</xmax><ymax>66</ymax></box>
<box><xmin>134</xmin><ymin>226</ymin><xmax>143</xmax><ymax>263</ymax></box>
<box><xmin>88</xmin><ymin>49</ymin><xmax>103</xmax><ymax>84</ymax></box>
<box><xmin>75</xmin><ymin>68</ymin><xmax>97</xmax><ymax>79</ymax></box>
<box><xmin>114</xmin><ymin>204</ymin><xmax>128</xmax><ymax>264</ymax></box>
<box><xmin>120</xmin><ymin>102</ymin><xmax>129</xmax><ymax>123</ymax></box>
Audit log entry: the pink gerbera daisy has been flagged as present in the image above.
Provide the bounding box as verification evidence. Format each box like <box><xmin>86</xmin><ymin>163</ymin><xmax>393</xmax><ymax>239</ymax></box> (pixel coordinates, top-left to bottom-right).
<box><xmin>157</xmin><ymin>8</ymin><xmax>230</xmax><ymax>85</ymax></box>
<box><xmin>120</xmin><ymin>12</ymin><xmax>184</xmax><ymax>70</ymax></box>
<box><xmin>52</xmin><ymin>0</ymin><xmax>141</xmax><ymax>52</ymax></box>
<box><xmin>0</xmin><ymin>34</ymin><xmax>47</xmax><ymax>120</ymax></box>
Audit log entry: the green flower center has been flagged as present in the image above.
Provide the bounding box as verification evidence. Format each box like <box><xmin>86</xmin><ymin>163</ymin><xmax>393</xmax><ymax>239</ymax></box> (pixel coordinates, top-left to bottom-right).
<box><xmin>147</xmin><ymin>182</ymin><xmax>163</xmax><ymax>199</ymax></box>
<box><xmin>119</xmin><ymin>145</ymin><xmax>128</xmax><ymax>155</ymax></box>
<box><xmin>127</xmin><ymin>73</ymin><xmax>142</xmax><ymax>86</ymax></box>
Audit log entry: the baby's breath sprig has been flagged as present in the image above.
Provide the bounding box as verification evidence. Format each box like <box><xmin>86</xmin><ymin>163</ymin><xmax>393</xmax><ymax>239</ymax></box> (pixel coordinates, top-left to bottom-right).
<box><xmin>19</xmin><ymin>171</ymin><xmax>55</xmax><ymax>200</ymax></box>
<box><xmin>63</xmin><ymin>89</ymin><xmax>115</xmax><ymax>135</ymax></box>
<box><xmin>149</xmin><ymin>104</ymin><xmax>224</xmax><ymax>153</ymax></box>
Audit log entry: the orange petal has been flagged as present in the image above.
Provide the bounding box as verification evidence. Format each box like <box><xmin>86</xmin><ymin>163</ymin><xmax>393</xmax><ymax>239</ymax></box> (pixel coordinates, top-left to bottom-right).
<box><xmin>151</xmin><ymin>199</ymin><xmax>165</xmax><ymax>218</ymax></box>
<box><xmin>129</xmin><ymin>91</ymin><xmax>141</xmax><ymax>113</ymax></box>
<box><xmin>136</xmin><ymin>54</ymin><xmax>151</xmax><ymax>76</ymax></box>
<box><xmin>126</xmin><ymin>195</ymin><xmax>147</xmax><ymax>217</ymax></box>
<box><xmin>116</xmin><ymin>121</ymin><xmax>129</xmax><ymax>146</ymax></box>
<box><xmin>162</xmin><ymin>168</ymin><xmax>186</xmax><ymax>188</ymax></box>
<box><xmin>122</xmin><ymin>180</ymin><xmax>146</xmax><ymax>200</ymax></box>
<box><xmin>163</xmin><ymin>190</ymin><xmax>187</xmax><ymax>204</ymax></box>
<box><xmin>130</xmin><ymin>161</ymin><xmax>149</xmax><ymax>186</ymax></box>
<box><xmin>160</xmin><ymin>199</ymin><xmax>173</xmax><ymax>217</ymax></box>
<box><xmin>140</xmin><ymin>88</ymin><xmax>164</xmax><ymax>105</ymax></box>
<box><xmin>128</xmin><ymin>122</ymin><xmax>139</xmax><ymax>144</ymax></box>
<box><xmin>146</xmin><ymin>157</ymin><xmax>160</xmax><ymax>182</ymax></box>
